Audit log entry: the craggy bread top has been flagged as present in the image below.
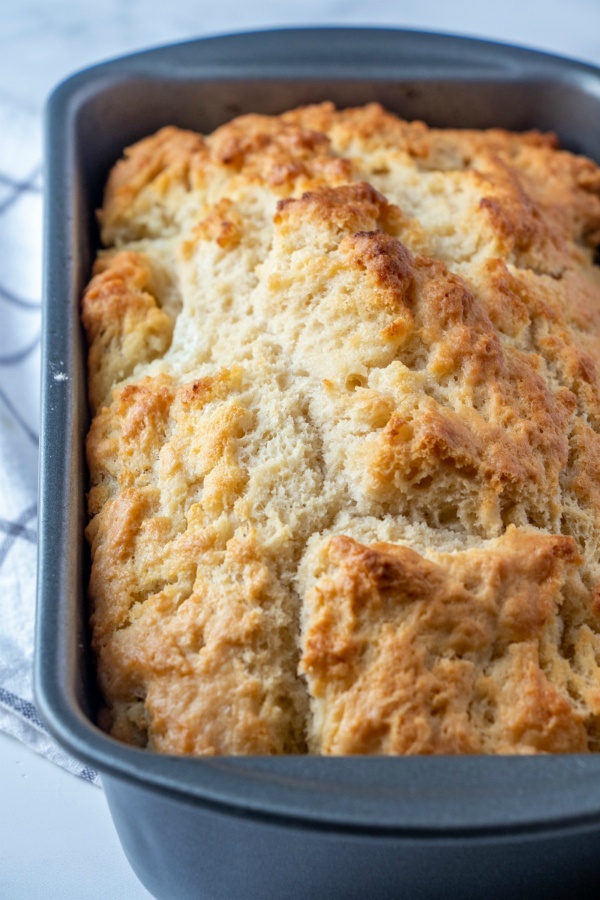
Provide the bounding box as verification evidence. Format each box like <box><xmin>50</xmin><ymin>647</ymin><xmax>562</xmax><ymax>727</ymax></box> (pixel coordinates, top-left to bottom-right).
<box><xmin>82</xmin><ymin>103</ymin><xmax>600</xmax><ymax>754</ymax></box>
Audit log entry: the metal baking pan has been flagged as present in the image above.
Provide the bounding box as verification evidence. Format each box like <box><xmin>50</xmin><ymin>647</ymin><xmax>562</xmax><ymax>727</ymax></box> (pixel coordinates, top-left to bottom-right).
<box><xmin>36</xmin><ymin>27</ymin><xmax>600</xmax><ymax>900</ymax></box>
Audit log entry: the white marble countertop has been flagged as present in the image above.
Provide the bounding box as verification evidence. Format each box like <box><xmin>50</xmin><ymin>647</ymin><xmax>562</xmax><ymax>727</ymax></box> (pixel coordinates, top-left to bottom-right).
<box><xmin>1</xmin><ymin>2</ymin><xmax>600</xmax><ymax>898</ymax></box>
<box><xmin>3</xmin><ymin>0</ymin><xmax>600</xmax><ymax>114</ymax></box>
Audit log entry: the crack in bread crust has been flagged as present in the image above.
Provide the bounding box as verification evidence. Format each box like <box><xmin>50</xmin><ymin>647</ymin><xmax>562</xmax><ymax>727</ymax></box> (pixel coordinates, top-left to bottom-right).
<box><xmin>83</xmin><ymin>103</ymin><xmax>600</xmax><ymax>755</ymax></box>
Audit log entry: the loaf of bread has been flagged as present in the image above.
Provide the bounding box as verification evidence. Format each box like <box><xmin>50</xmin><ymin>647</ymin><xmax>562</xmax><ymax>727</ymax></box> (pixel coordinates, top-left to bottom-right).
<box><xmin>83</xmin><ymin>102</ymin><xmax>600</xmax><ymax>755</ymax></box>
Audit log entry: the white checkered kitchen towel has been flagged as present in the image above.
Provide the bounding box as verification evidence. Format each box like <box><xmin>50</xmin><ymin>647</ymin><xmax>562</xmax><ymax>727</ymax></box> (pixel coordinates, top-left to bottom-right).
<box><xmin>0</xmin><ymin>99</ymin><xmax>99</xmax><ymax>785</ymax></box>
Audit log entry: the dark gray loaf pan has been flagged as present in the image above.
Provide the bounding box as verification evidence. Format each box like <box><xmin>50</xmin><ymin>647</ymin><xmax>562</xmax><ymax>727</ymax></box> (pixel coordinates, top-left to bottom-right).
<box><xmin>36</xmin><ymin>27</ymin><xmax>600</xmax><ymax>900</ymax></box>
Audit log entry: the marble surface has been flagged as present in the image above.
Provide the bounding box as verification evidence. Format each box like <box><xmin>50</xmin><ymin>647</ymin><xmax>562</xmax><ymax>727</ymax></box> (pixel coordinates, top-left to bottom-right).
<box><xmin>0</xmin><ymin>731</ymin><xmax>151</xmax><ymax>899</ymax></box>
<box><xmin>1</xmin><ymin>2</ymin><xmax>600</xmax><ymax>898</ymax></box>
<box><xmin>3</xmin><ymin>0</ymin><xmax>600</xmax><ymax>113</ymax></box>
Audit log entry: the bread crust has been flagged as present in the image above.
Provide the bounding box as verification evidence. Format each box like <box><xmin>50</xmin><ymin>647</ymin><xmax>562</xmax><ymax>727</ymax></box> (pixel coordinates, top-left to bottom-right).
<box><xmin>83</xmin><ymin>103</ymin><xmax>600</xmax><ymax>754</ymax></box>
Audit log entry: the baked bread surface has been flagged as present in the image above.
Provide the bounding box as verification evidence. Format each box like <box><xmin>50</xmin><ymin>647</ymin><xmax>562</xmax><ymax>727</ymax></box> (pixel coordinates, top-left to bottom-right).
<box><xmin>83</xmin><ymin>103</ymin><xmax>600</xmax><ymax>754</ymax></box>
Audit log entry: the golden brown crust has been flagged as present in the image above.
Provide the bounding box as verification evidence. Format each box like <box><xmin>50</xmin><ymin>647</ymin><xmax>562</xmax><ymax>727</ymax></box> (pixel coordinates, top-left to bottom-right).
<box><xmin>85</xmin><ymin>369</ymin><xmax>309</xmax><ymax>753</ymax></box>
<box><xmin>99</xmin><ymin>127</ymin><xmax>208</xmax><ymax>244</ymax></box>
<box><xmin>83</xmin><ymin>102</ymin><xmax>600</xmax><ymax>755</ymax></box>
<box><xmin>300</xmin><ymin>530</ymin><xmax>587</xmax><ymax>754</ymax></box>
<box><xmin>81</xmin><ymin>252</ymin><xmax>174</xmax><ymax>412</ymax></box>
